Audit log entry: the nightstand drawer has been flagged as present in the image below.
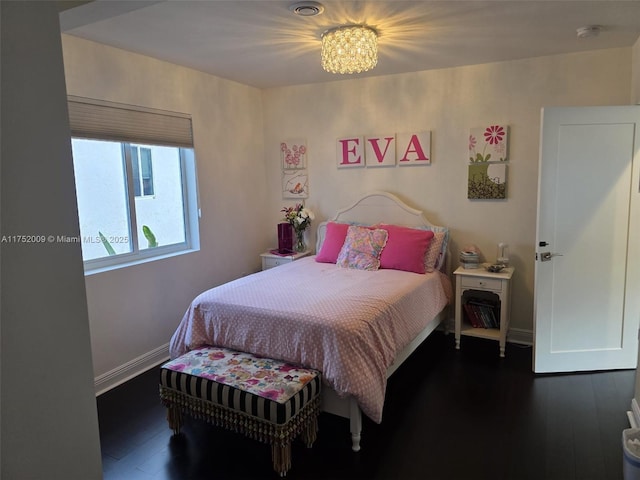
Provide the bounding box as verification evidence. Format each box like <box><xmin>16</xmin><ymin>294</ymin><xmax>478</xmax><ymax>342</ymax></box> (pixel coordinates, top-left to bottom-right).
<box><xmin>263</xmin><ymin>257</ymin><xmax>292</xmax><ymax>269</ymax></box>
<box><xmin>260</xmin><ymin>250</ymin><xmax>310</xmax><ymax>271</ymax></box>
<box><xmin>460</xmin><ymin>276</ymin><xmax>502</xmax><ymax>291</ymax></box>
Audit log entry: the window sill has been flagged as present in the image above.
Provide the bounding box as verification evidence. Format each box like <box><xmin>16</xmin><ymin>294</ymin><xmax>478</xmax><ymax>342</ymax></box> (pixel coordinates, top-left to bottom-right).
<box><xmin>84</xmin><ymin>246</ymin><xmax>199</xmax><ymax>276</ymax></box>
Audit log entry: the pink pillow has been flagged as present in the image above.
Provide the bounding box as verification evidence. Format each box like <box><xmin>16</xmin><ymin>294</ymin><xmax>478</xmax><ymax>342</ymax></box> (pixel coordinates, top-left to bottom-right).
<box><xmin>315</xmin><ymin>222</ymin><xmax>350</xmax><ymax>263</ymax></box>
<box><xmin>377</xmin><ymin>225</ymin><xmax>434</xmax><ymax>274</ymax></box>
<box><xmin>424</xmin><ymin>231</ymin><xmax>446</xmax><ymax>272</ymax></box>
<box><xmin>336</xmin><ymin>226</ymin><xmax>388</xmax><ymax>271</ymax></box>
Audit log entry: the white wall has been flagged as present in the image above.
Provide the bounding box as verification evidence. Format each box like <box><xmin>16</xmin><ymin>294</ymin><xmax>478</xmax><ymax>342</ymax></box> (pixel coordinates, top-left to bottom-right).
<box><xmin>1</xmin><ymin>2</ymin><xmax>102</xmax><ymax>478</ymax></box>
<box><xmin>262</xmin><ymin>47</ymin><xmax>632</xmax><ymax>335</ymax></box>
<box><xmin>61</xmin><ymin>35</ymin><xmax>270</xmax><ymax>383</ymax></box>
<box><xmin>633</xmin><ymin>36</ymin><xmax>640</xmax><ymax>104</ymax></box>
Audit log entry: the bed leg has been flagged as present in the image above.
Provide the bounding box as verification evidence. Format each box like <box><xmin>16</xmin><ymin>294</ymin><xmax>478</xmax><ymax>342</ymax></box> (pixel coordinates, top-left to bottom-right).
<box><xmin>349</xmin><ymin>398</ymin><xmax>362</xmax><ymax>452</ymax></box>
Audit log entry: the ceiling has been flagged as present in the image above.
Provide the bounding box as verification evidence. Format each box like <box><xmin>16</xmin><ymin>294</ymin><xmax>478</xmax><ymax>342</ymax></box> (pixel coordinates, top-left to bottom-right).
<box><xmin>59</xmin><ymin>1</ymin><xmax>640</xmax><ymax>89</ymax></box>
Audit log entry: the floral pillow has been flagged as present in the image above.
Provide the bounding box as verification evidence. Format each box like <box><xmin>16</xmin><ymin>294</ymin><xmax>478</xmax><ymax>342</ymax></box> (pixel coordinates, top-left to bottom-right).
<box><xmin>336</xmin><ymin>225</ymin><xmax>388</xmax><ymax>271</ymax></box>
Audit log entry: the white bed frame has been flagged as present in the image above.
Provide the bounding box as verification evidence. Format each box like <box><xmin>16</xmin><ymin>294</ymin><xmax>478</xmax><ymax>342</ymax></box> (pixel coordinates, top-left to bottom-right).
<box><xmin>315</xmin><ymin>191</ymin><xmax>449</xmax><ymax>452</ymax></box>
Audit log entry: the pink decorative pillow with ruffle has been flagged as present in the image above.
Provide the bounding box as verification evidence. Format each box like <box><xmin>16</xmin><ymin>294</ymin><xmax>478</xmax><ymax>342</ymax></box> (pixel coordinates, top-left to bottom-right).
<box><xmin>336</xmin><ymin>226</ymin><xmax>388</xmax><ymax>271</ymax></box>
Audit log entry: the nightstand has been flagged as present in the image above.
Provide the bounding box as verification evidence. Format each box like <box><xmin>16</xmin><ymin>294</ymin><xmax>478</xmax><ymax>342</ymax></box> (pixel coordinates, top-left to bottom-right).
<box><xmin>260</xmin><ymin>250</ymin><xmax>311</xmax><ymax>271</ymax></box>
<box><xmin>454</xmin><ymin>265</ymin><xmax>514</xmax><ymax>357</ymax></box>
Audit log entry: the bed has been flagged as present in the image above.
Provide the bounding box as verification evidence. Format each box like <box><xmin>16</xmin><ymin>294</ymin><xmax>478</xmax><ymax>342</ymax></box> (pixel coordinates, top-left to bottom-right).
<box><xmin>169</xmin><ymin>191</ymin><xmax>452</xmax><ymax>451</ymax></box>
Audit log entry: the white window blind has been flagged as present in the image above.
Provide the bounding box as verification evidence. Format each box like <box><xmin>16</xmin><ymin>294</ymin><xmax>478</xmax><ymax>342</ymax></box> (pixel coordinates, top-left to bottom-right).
<box><xmin>67</xmin><ymin>96</ymin><xmax>193</xmax><ymax>148</ymax></box>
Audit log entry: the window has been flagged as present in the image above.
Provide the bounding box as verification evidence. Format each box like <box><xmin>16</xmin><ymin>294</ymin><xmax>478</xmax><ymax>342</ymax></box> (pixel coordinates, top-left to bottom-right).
<box><xmin>131</xmin><ymin>146</ymin><xmax>154</xmax><ymax>197</ymax></box>
<box><xmin>68</xmin><ymin>97</ymin><xmax>199</xmax><ymax>272</ymax></box>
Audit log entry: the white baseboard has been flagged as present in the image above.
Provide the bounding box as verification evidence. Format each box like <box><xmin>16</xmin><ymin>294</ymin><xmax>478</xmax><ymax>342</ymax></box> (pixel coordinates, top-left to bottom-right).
<box><xmin>507</xmin><ymin>328</ymin><xmax>533</xmax><ymax>345</ymax></box>
<box><xmin>442</xmin><ymin>318</ymin><xmax>533</xmax><ymax>346</ymax></box>
<box><xmin>94</xmin><ymin>343</ymin><xmax>170</xmax><ymax>396</ymax></box>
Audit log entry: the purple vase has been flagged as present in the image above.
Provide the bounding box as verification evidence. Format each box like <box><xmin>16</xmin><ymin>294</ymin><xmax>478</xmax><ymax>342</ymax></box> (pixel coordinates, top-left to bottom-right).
<box><xmin>277</xmin><ymin>223</ymin><xmax>293</xmax><ymax>254</ymax></box>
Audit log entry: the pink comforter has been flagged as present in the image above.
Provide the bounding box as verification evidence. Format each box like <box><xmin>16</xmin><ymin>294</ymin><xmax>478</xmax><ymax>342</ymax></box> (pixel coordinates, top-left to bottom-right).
<box><xmin>169</xmin><ymin>257</ymin><xmax>451</xmax><ymax>422</ymax></box>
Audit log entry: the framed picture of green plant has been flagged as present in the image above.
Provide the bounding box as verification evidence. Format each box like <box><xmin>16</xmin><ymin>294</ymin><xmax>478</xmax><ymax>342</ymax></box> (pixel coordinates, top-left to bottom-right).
<box><xmin>468</xmin><ymin>125</ymin><xmax>509</xmax><ymax>199</ymax></box>
<box><xmin>468</xmin><ymin>163</ymin><xmax>507</xmax><ymax>199</ymax></box>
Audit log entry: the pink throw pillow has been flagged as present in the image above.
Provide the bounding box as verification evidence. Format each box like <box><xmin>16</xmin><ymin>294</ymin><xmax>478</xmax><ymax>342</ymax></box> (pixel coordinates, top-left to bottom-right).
<box><xmin>424</xmin><ymin>231</ymin><xmax>446</xmax><ymax>272</ymax></box>
<box><xmin>336</xmin><ymin>226</ymin><xmax>388</xmax><ymax>271</ymax></box>
<box><xmin>377</xmin><ymin>225</ymin><xmax>434</xmax><ymax>274</ymax></box>
<box><xmin>315</xmin><ymin>222</ymin><xmax>350</xmax><ymax>263</ymax></box>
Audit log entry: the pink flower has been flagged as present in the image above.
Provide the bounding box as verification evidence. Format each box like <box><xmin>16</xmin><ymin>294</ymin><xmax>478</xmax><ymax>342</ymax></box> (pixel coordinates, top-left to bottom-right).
<box><xmin>208</xmin><ymin>351</ymin><xmax>226</xmax><ymax>360</ymax></box>
<box><xmin>484</xmin><ymin>126</ymin><xmax>505</xmax><ymax>145</ymax></box>
<box><xmin>469</xmin><ymin>135</ymin><xmax>477</xmax><ymax>151</ymax></box>
<box><xmin>261</xmin><ymin>389</ymin><xmax>282</xmax><ymax>401</ymax></box>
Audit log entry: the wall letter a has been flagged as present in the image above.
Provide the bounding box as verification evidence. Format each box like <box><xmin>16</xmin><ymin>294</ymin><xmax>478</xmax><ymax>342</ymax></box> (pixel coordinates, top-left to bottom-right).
<box><xmin>397</xmin><ymin>132</ymin><xmax>431</xmax><ymax>166</ymax></box>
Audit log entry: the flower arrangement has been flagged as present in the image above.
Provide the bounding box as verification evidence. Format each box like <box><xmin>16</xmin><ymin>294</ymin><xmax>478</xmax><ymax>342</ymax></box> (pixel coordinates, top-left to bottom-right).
<box><xmin>281</xmin><ymin>203</ymin><xmax>315</xmax><ymax>252</ymax></box>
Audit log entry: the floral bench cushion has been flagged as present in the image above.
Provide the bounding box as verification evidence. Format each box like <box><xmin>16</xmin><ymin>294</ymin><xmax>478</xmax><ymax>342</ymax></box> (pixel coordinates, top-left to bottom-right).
<box><xmin>160</xmin><ymin>346</ymin><xmax>321</xmax><ymax>425</ymax></box>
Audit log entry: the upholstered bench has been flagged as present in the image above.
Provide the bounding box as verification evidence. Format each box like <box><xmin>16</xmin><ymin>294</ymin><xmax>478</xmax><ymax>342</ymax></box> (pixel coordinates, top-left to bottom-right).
<box><xmin>159</xmin><ymin>346</ymin><xmax>321</xmax><ymax>477</ymax></box>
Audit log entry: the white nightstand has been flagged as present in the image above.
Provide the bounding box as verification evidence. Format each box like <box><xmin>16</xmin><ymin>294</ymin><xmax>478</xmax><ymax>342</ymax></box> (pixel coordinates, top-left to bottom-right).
<box><xmin>260</xmin><ymin>250</ymin><xmax>311</xmax><ymax>271</ymax></box>
<box><xmin>454</xmin><ymin>265</ymin><xmax>514</xmax><ymax>357</ymax></box>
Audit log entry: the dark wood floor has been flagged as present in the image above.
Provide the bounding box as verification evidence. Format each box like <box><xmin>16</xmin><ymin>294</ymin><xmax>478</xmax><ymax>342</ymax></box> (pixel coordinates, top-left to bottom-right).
<box><xmin>97</xmin><ymin>332</ymin><xmax>635</xmax><ymax>480</ymax></box>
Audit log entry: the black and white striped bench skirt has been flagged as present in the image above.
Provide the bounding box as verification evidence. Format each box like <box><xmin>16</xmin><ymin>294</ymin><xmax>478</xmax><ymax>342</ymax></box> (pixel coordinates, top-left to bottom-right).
<box><xmin>159</xmin><ymin>346</ymin><xmax>321</xmax><ymax>477</ymax></box>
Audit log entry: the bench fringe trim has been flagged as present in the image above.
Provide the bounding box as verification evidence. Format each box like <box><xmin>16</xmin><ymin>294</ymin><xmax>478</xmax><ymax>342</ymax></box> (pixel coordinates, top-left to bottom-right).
<box><xmin>159</xmin><ymin>385</ymin><xmax>320</xmax><ymax>476</ymax></box>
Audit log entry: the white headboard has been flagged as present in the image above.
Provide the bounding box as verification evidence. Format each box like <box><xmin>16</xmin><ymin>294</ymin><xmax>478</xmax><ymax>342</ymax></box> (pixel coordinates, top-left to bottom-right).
<box><xmin>316</xmin><ymin>191</ymin><xmax>442</xmax><ymax>252</ymax></box>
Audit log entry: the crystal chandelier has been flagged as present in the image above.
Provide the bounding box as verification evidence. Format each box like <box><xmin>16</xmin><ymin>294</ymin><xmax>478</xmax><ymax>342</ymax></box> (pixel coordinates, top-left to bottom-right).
<box><xmin>321</xmin><ymin>25</ymin><xmax>378</xmax><ymax>74</ymax></box>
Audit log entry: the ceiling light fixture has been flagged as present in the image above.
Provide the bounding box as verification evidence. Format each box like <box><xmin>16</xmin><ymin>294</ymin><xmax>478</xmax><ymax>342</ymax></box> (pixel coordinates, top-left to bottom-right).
<box><xmin>576</xmin><ymin>25</ymin><xmax>602</xmax><ymax>39</ymax></box>
<box><xmin>289</xmin><ymin>1</ymin><xmax>324</xmax><ymax>17</ymax></box>
<box><xmin>321</xmin><ymin>25</ymin><xmax>378</xmax><ymax>74</ymax></box>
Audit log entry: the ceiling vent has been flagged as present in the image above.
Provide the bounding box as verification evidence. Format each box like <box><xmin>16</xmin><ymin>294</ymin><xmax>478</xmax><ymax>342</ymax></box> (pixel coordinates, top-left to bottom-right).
<box><xmin>289</xmin><ymin>2</ymin><xmax>324</xmax><ymax>17</ymax></box>
<box><xmin>576</xmin><ymin>25</ymin><xmax>602</xmax><ymax>39</ymax></box>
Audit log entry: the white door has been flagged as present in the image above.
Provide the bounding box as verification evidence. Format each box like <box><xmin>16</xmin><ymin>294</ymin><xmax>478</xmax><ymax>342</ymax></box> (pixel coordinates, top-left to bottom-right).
<box><xmin>534</xmin><ymin>106</ymin><xmax>640</xmax><ymax>373</ymax></box>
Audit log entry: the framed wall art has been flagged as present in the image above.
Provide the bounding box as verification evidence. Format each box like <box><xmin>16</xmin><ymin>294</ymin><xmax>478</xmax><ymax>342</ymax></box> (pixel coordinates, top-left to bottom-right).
<box><xmin>281</xmin><ymin>139</ymin><xmax>307</xmax><ymax>169</ymax></box>
<box><xmin>282</xmin><ymin>170</ymin><xmax>309</xmax><ymax>199</ymax></box>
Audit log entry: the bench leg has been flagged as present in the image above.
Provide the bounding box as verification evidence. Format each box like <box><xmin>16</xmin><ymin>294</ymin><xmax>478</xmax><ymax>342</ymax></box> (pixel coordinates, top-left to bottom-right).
<box><xmin>271</xmin><ymin>441</ymin><xmax>292</xmax><ymax>477</ymax></box>
<box><xmin>166</xmin><ymin>405</ymin><xmax>183</xmax><ymax>435</ymax></box>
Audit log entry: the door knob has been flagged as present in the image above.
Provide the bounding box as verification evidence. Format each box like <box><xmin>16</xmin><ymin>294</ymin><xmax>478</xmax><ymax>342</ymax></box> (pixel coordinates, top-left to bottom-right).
<box><xmin>540</xmin><ymin>252</ymin><xmax>563</xmax><ymax>262</ymax></box>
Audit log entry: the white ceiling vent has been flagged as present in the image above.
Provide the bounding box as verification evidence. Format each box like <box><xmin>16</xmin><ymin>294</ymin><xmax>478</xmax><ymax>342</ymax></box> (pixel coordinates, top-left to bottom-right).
<box><xmin>289</xmin><ymin>2</ymin><xmax>324</xmax><ymax>17</ymax></box>
<box><xmin>576</xmin><ymin>25</ymin><xmax>602</xmax><ymax>39</ymax></box>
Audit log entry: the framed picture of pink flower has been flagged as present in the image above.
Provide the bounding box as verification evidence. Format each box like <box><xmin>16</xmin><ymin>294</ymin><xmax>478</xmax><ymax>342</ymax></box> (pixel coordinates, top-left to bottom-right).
<box><xmin>469</xmin><ymin>125</ymin><xmax>508</xmax><ymax>163</ymax></box>
<box><xmin>281</xmin><ymin>139</ymin><xmax>307</xmax><ymax>169</ymax></box>
<box><xmin>282</xmin><ymin>170</ymin><xmax>309</xmax><ymax>199</ymax></box>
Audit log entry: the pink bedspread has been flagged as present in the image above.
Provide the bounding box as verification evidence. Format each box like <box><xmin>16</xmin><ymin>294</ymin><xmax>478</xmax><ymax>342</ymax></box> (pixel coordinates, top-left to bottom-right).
<box><xmin>169</xmin><ymin>257</ymin><xmax>451</xmax><ymax>423</ymax></box>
